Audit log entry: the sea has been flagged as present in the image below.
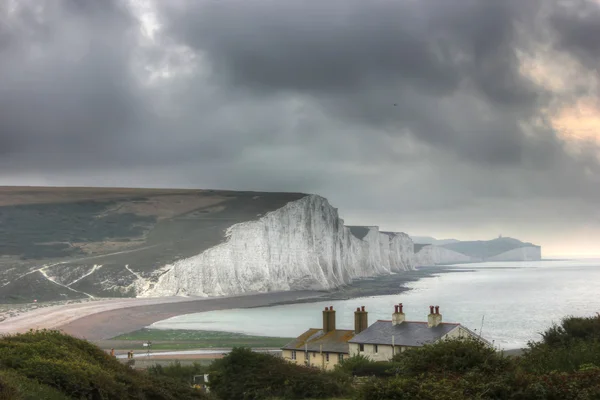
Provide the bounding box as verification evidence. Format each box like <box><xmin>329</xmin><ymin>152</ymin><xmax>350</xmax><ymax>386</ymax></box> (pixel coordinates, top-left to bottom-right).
<box><xmin>150</xmin><ymin>259</ymin><xmax>600</xmax><ymax>349</ymax></box>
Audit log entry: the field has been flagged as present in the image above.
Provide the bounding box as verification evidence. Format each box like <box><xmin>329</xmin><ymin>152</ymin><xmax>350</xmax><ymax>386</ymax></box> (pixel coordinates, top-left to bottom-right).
<box><xmin>107</xmin><ymin>328</ymin><xmax>293</xmax><ymax>350</ymax></box>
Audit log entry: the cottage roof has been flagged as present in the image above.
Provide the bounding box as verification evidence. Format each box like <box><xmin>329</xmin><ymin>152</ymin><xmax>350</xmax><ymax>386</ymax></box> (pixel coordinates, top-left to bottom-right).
<box><xmin>348</xmin><ymin>320</ymin><xmax>460</xmax><ymax>347</ymax></box>
<box><xmin>282</xmin><ymin>329</ymin><xmax>355</xmax><ymax>354</ymax></box>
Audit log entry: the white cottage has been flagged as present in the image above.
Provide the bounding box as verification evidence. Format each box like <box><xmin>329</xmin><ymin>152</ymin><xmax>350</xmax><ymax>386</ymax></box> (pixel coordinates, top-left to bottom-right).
<box><xmin>348</xmin><ymin>304</ymin><xmax>489</xmax><ymax>362</ymax></box>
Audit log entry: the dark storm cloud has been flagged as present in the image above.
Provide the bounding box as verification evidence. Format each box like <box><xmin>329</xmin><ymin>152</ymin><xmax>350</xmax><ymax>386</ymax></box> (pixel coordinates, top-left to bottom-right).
<box><xmin>0</xmin><ymin>0</ymin><xmax>141</xmax><ymax>159</ymax></box>
<box><xmin>158</xmin><ymin>0</ymin><xmax>549</xmax><ymax>165</ymax></box>
<box><xmin>162</xmin><ymin>0</ymin><xmax>530</xmax><ymax>98</ymax></box>
<box><xmin>551</xmin><ymin>0</ymin><xmax>600</xmax><ymax>67</ymax></box>
<box><xmin>1</xmin><ymin>0</ymin><xmax>600</xmax><ymax>253</ymax></box>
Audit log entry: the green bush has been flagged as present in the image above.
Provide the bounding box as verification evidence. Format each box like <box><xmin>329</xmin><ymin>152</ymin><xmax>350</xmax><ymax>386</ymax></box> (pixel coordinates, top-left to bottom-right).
<box><xmin>147</xmin><ymin>361</ymin><xmax>207</xmax><ymax>385</ymax></box>
<box><xmin>355</xmin><ymin>315</ymin><xmax>600</xmax><ymax>399</ymax></box>
<box><xmin>0</xmin><ymin>370</ymin><xmax>70</xmax><ymax>400</ymax></box>
<box><xmin>0</xmin><ymin>329</ymin><xmax>210</xmax><ymax>400</ymax></box>
<box><xmin>355</xmin><ymin>375</ymin><xmax>466</xmax><ymax>400</ymax></box>
<box><xmin>208</xmin><ymin>347</ymin><xmax>350</xmax><ymax>400</ymax></box>
<box><xmin>334</xmin><ymin>355</ymin><xmax>400</xmax><ymax>377</ymax></box>
<box><xmin>541</xmin><ymin>314</ymin><xmax>600</xmax><ymax>347</ymax></box>
<box><xmin>520</xmin><ymin>314</ymin><xmax>600</xmax><ymax>373</ymax></box>
<box><xmin>520</xmin><ymin>340</ymin><xmax>600</xmax><ymax>373</ymax></box>
<box><xmin>391</xmin><ymin>337</ymin><xmax>510</xmax><ymax>376</ymax></box>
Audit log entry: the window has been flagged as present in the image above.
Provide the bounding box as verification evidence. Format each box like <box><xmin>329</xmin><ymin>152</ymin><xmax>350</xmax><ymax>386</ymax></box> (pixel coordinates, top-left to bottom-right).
<box><xmin>338</xmin><ymin>353</ymin><xmax>344</xmax><ymax>362</ymax></box>
<box><xmin>374</xmin><ymin>344</ymin><xmax>378</xmax><ymax>353</ymax></box>
<box><xmin>359</xmin><ymin>344</ymin><xmax>364</xmax><ymax>352</ymax></box>
<box><xmin>325</xmin><ymin>353</ymin><xmax>329</xmax><ymax>362</ymax></box>
<box><xmin>291</xmin><ymin>351</ymin><xmax>296</xmax><ymax>360</ymax></box>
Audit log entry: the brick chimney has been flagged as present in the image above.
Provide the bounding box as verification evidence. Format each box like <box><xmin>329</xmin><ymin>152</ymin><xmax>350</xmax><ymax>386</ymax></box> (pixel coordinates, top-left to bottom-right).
<box><xmin>323</xmin><ymin>306</ymin><xmax>336</xmax><ymax>333</ymax></box>
<box><xmin>354</xmin><ymin>306</ymin><xmax>369</xmax><ymax>334</ymax></box>
<box><xmin>392</xmin><ymin>303</ymin><xmax>405</xmax><ymax>325</ymax></box>
<box><xmin>427</xmin><ymin>305</ymin><xmax>442</xmax><ymax>328</ymax></box>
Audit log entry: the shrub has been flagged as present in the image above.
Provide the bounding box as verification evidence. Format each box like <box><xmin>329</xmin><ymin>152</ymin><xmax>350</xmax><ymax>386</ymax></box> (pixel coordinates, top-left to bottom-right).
<box><xmin>540</xmin><ymin>314</ymin><xmax>600</xmax><ymax>347</ymax></box>
<box><xmin>512</xmin><ymin>369</ymin><xmax>600</xmax><ymax>400</ymax></box>
<box><xmin>520</xmin><ymin>339</ymin><xmax>600</xmax><ymax>373</ymax></box>
<box><xmin>335</xmin><ymin>355</ymin><xmax>400</xmax><ymax>377</ymax></box>
<box><xmin>521</xmin><ymin>314</ymin><xmax>600</xmax><ymax>373</ymax></box>
<box><xmin>0</xmin><ymin>370</ymin><xmax>70</xmax><ymax>400</ymax></box>
<box><xmin>147</xmin><ymin>361</ymin><xmax>207</xmax><ymax>385</ymax></box>
<box><xmin>391</xmin><ymin>337</ymin><xmax>510</xmax><ymax>376</ymax></box>
<box><xmin>208</xmin><ymin>347</ymin><xmax>350</xmax><ymax>400</ymax></box>
<box><xmin>0</xmin><ymin>329</ymin><xmax>210</xmax><ymax>400</ymax></box>
<box><xmin>355</xmin><ymin>375</ymin><xmax>466</xmax><ymax>400</ymax></box>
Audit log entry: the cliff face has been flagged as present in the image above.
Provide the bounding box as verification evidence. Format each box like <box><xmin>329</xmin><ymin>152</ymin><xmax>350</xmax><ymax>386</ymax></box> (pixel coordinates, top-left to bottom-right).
<box><xmin>413</xmin><ymin>240</ymin><xmax>542</xmax><ymax>266</ymax></box>
<box><xmin>413</xmin><ymin>245</ymin><xmax>473</xmax><ymax>266</ymax></box>
<box><xmin>141</xmin><ymin>195</ymin><xmax>415</xmax><ymax>297</ymax></box>
<box><xmin>486</xmin><ymin>246</ymin><xmax>541</xmax><ymax>261</ymax></box>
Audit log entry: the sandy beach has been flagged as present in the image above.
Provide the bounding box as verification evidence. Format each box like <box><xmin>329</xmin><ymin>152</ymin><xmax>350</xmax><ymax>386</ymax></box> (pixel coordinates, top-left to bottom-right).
<box><xmin>0</xmin><ymin>290</ymin><xmax>322</xmax><ymax>340</ymax></box>
<box><xmin>0</xmin><ymin>267</ymin><xmax>449</xmax><ymax>341</ymax></box>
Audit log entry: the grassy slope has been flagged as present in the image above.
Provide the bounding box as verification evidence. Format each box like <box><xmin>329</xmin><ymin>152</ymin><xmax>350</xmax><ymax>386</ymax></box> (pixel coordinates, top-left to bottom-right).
<box><xmin>110</xmin><ymin>329</ymin><xmax>294</xmax><ymax>349</ymax></box>
<box><xmin>0</xmin><ymin>187</ymin><xmax>307</xmax><ymax>302</ymax></box>
<box><xmin>0</xmin><ymin>329</ymin><xmax>208</xmax><ymax>399</ymax></box>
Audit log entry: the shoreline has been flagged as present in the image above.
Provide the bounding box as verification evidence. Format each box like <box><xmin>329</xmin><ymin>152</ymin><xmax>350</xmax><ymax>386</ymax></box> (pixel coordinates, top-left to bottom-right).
<box><xmin>0</xmin><ymin>290</ymin><xmax>324</xmax><ymax>340</ymax></box>
<box><xmin>0</xmin><ymin>266</ymin><xmax>455</xmax><ymax>340</ymax></box>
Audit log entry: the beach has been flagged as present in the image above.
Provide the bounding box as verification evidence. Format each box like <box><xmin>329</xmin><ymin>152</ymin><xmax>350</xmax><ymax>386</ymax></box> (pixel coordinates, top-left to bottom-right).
<box><xmin>0</xmin><ymin>290</ymin><xmax>322</xmax><ymax>340</ymax></box>
<box><xmin>0</xmin><ymin>267</ymin><xmax>447</xmax><ymax>341</ymax></box>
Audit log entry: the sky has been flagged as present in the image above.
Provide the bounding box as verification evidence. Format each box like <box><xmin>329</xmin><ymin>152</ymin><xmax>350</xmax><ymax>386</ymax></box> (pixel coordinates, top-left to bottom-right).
<box><xmin>1</xmin><ymin>0</ymin><xmax>600</xmax><ymax>257</ymax></box>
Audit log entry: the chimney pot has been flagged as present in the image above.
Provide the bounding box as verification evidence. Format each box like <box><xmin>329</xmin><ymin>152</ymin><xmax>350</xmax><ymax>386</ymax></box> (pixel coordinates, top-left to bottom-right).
<box><xmin>428</xmin><ymin>306</ymin><xmax>442</xmax><ymax>327</ymax></box>
<box><xmin>330</xmin><ymin>306</ymin><xmax>334</xmax><ymax>310</ymax></box>
<box><xmin>354</xmin><ymin>305</ymin><xmax>368</xmax><ymax>334</ymax></box>
<box><xmin>393</xmin><ymin>303</ymin><xmax>405</xmax><ymax>325</ymax></box>
<box><xmin>324</xmin><ymin>307</ymin><xmax>328</xmax><ymax>311</ymax></box>
<box><xmin>429</xmin><ymin>305</ymin><xmax>434</xmax><ymax>314</ymax></box>
<box><xmin>394</xmin><ymin>305</ymin><xmax>399</xmax><ymax>313</ymax></box>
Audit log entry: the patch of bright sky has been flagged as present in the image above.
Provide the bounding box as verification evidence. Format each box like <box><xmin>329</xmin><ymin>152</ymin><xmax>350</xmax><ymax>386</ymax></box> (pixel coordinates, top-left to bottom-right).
<box><xmin>127</xmin><ymin>0</ymin><xmax>201</xmax><ymax>86</ymax></box>
<box><xmin>519</xmin><ymin>49</ymin><xmax>600</xmax><ymax>146</ymax></box>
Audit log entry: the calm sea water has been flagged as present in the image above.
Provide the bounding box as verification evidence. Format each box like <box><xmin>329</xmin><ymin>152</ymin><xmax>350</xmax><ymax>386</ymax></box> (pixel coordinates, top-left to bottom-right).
<box><xmin>150</xmin><ymin>259</ymin><xmax>600</xmax><ymax>349</ymax></box>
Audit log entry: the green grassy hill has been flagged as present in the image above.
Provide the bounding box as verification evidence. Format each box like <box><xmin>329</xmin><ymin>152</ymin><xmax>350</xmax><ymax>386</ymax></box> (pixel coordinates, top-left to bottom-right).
<box><xmin>0</xmin><ymin>329</ymin><xmax>209</xmax><ymax>399</ymax></box>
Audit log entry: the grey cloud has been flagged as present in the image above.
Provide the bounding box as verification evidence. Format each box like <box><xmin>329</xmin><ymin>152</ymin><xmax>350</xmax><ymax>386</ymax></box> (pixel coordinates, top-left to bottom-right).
<box><xmin>1</xmin><ymin>0</ymin><xmax>600</xmax><ymax>254</ymax></box>
<box><xmin>158</xmin><ymin>0</ymin><xmax>549</xmax><ymax>166</ymax></box>
<box><xmin>0</xmin><ymin>0</ymin><xmax>142</xmax><ymax>160</ymax></box>
<box><xmin>551</xmin><ymin>0</ymin><xmax>600</xmax><ymax>67</ymax></box>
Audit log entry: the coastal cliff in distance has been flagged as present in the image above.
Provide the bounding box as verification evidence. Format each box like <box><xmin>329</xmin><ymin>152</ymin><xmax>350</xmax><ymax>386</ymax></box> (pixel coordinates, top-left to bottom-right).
<box><xmin>141</xmin><ymin>196</ymin><xmax>414</xmax><ymax>297</ymax></box>
<box><xmin>413</xmin><ymin>236</ymin><xmax>542</xmax><ymax>266</ymax></box>
<box><xmin>0</xmin><ymin>187</ymin><xmax>414</xmax><ymax>302</ymax></box>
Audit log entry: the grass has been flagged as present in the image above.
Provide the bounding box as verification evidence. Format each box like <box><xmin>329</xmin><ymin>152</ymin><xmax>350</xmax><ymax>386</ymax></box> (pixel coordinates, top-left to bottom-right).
<box><xmin>110</xmin><ymin>328</ymin><xmax>293</xmax><ymax>349</ymax></box>
<box><xmin>0</xmin><ymin>329</ymin><xmax>208</xmax><ymax>399</ymax></box>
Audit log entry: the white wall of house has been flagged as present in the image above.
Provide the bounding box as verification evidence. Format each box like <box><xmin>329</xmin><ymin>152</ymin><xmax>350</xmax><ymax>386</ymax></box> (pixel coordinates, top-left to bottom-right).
<box><xmin>282</xmin><ymin>349</ymin><xmax>347</xmax><ymax>370</ymax></box>
<box><xmin>349</xmin><ymin>343</ymin><xmax>409</xmax><ymax>361</ymax></box>
<box><xmin>442</xmin><ymin>326</ymin><xmax>484</xmax><ymax>341</ymax></box>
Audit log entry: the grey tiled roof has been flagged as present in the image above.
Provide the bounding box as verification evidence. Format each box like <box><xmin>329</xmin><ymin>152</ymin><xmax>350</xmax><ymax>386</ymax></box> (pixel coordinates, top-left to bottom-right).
<box><xmin>348</xmin><ymin>320</ymin><xmax>459</xmax><ymax>347</ymax></box>
<box><xmin>282</xmin><ymin>329</ymin><xmax>355</xmax><ymax>354</ymax></box>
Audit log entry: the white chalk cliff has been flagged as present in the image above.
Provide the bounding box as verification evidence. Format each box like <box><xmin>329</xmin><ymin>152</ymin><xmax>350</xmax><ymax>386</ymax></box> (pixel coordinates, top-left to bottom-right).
<box><xmin>141</xmin><ymin>195</ymin><xmax>414</xmax><ymax>297</ymax></box>
<box><xmin>413</xmin><ymin>245</ymin><xmax>473</xmax><ymax>266</ymax></box>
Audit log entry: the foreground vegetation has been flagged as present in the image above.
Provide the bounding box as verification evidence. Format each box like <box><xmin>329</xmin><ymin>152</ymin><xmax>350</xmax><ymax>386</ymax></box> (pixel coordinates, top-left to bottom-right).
<box><xmin>0</xmin><ymin>330</ymin><xmax>210</xmax><ymax>399</ymax></box>
<box><xmin>2</xmin><ymin>313</ymin><xmax>600</xmax><ymax>399</ymax></box>
<box><xmin>144</xmin><ymin>313</ymin><xmax>600</xmax><ymax>399</ymax></box>
<box><xmin>111</xmin><ymin>328</ymin><xmax>293</xmax><ymax>349</ymax></box>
